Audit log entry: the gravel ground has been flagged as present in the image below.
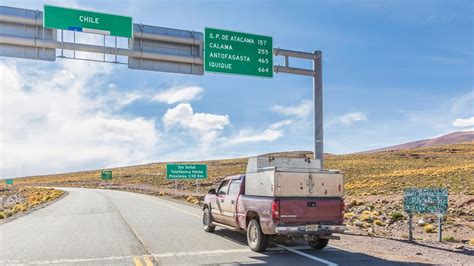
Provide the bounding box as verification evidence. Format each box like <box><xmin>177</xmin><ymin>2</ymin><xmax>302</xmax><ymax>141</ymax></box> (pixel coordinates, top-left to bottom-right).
<box><xmin>331</xmin><ymin>233</ymin><xmax>474</xmax><ymax>265</ymax></box>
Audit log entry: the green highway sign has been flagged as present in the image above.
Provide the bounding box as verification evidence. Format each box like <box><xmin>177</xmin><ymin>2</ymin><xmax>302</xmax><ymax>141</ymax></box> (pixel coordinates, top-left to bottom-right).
<box><xmin>204</xmin><ymin>27</ymin><xmax>273</xmax><ymax>77</ymax></box>
<box><xmin>404</xmin><ymin>188</ymin><xmax>448</xmax><ymax>214</ymax></box>
<box><xmin>5</xmin><ymin>179</ymin><xmax>13</xmax><ymax>185</ymax></box>
<box><xmin>101</xmin><ymin>170</ymin><xmax>112</xmax><ymax>180</ymax></box>
<box><xmin>44</xmin><ymin>5</ymin><xmax>133</xmax><ymax>38</ymax></box>
<box><xmin>166</xmin><ymin>164</ymin><xmax>207</xmax><ymax>180</ymax></box>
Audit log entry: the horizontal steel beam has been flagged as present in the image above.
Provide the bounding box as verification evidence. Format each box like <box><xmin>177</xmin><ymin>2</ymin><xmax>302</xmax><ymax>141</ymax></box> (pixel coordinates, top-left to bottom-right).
<box><xmin>0</xmin><ymin>11</ymin><xmax>203</xmax><ymax>47</ymax></box>
<box><xmin>273</xmin><ymin>65</ymin><xmax>316</xmax><ymax>77</ymax></box>
<box><xmin>273</xmin><ymin>47</ymin><xmax>319</xmax><ymax>60</ymax></box>
<box><xmin>135</xmin><ymin>31</ymin><xmax>201</xmax><ymax>46</ymax></box>
<box><xmin>0</xmin><ymin>13</ymin><xmax>42</xmax><ymax>27</ymax></box>
<box><xmin>0</xmin><ymin>34</ymin><xmax>203</xmax><ymax>65</ymax></box>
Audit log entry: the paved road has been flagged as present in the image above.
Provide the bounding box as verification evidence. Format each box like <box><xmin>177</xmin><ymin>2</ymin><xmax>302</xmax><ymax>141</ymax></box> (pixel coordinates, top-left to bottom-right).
<box><xmin>1</xmin><ymin>188</ymin><xmax>414</xmax><ymax>265</ymax></box>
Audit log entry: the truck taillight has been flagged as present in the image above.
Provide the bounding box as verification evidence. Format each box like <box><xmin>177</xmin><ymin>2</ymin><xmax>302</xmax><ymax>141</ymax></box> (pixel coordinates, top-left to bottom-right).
<box><xmin>271</xmin><ymin>200</ymin><xmax>280</xmax><ymax>219</ymax></box>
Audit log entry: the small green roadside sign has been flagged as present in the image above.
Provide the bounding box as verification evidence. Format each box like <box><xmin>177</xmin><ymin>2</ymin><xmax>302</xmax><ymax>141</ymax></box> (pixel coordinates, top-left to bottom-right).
<box><xmin>5</xmin><ymin>179</ymin><xmax>13</xmax><ymax>185</ymax></box>
<box><xmin>44</xmin><ymin>5</ymin><xmax>133</xmax><ymax>38</ymax></box>
<box><xmin>404</xmin><ymin>188</ymin><xmax>448</xmax><ymax>214</ymax></box>
<box><xmin>101</xmin><ymin>170</ymin><xmax>113</xmax><ymax>180</ymax></box>
<box><xmin>204</xmin><ymin>27</ymin><xmax>273</xmax><ymax>77</ymax></box>
<box><xmin>166</xmin><ymin>164</ymin><xmax>207</xmax><ymax>180</ymax></box>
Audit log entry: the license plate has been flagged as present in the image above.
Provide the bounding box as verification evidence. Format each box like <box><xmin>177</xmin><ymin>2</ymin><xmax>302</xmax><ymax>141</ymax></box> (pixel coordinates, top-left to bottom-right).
<box><xmin>305</xmin><ymin>224</ymin><xmax>319</xmax><ymax>232</ymax></box>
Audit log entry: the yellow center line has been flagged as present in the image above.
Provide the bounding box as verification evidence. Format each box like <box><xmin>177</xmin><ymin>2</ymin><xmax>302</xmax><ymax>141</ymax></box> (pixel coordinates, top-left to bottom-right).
<box><xmin>143</xmin><ymin>255</ymin><xmax>154</xmax><ymax>266</ymax></box>
<box><xmin>133</xmin><ymin>256</ymin><xmax>143</xmax><ymax>266</ymax></box>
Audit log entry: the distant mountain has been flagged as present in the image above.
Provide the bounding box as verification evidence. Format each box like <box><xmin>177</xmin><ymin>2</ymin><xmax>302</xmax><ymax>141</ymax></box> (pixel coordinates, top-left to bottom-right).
<box><xmin>363</xmin><ymin>131</ymin><xmax>474</xmax><ymax>153</ymax></box>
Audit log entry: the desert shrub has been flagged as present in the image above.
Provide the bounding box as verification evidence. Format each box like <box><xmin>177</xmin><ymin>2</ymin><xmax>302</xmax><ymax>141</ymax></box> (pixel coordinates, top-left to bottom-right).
<box><xmin>186</xmin><ymin>196</ymin><xmax>200</xmax><ymax>205</ymax></box>
<box><xmin>390</xmin><ymin>212</ymin><xmax>404</xmax><ymax>220</ymax></box>
<box><xmin>344</xmin><ymin>212</ymin><xmax>355</xmax><ymax>219</ymax></box>
<box><xmin>373</xmin><ymin>219</ymin><xmax>384</xmax><ymax>226</ymax></box>
<box><xmin>423</xmin><ymin>224</ymin><xmax>435</xmax><ymax>233</ymax></box>
<box><xmin>349</xmin><ymin>199</ymin><xmax>364</xmax><ymax>207</ymax></box>
<box><xmin>359</xmin><ymin>213</ymin><xmax>372</xmax><ymax>222</ymax></box>
<box><xmin>158</xmin><ymin>191</ymin><xmax>165</xmax><ymax>196</ymax></box>
<box><xmin>443</xmin><ymin>236</ymin><xmax>456</xmax><ymax>242</ymax></box>
<box><xmin>469</xmin><ymin>238</ymin><xmax>474</xmax><ymax>246</ymax></box>
<box><xmin>0</xmin><ymin>211</ymin><xmax>5</xmax><ymax>219</ymax></box>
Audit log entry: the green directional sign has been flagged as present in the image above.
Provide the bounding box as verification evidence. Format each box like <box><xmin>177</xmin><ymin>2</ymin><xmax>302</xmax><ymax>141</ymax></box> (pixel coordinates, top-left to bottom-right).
<box><xmin>166</xmin><ymin>164</ymin><xmax>207</xmax><ymax>180</ymax></box>
<box><xmin>205</xmin><ymin>27</ymin><xmax>273</xmax><ymax>77</ymax></box>
<box><xmin>44</xmin><ymin>5</ymin><xmax>133</xmax><ymax>38</ymax></box>
<box><xmin>5</xmin><ymin>179</ymin><xmax>13</xmax><ymax>185</ymax></box>
<box><xmin>101</xmin><ymin>170</ymin><xmax>112</xmax><ymax>180</ymax></box>
<box><xmin>404</xmin><ymin>188</ymin><xmax>448</xmax><ymax>214</ymax></box>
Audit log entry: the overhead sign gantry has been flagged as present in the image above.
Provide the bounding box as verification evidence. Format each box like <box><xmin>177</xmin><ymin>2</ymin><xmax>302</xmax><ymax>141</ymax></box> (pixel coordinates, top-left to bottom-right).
<box><xmin>0</xmin><ymin>4</ymin><xmax>325</xmax><ymax>166</ymax></box>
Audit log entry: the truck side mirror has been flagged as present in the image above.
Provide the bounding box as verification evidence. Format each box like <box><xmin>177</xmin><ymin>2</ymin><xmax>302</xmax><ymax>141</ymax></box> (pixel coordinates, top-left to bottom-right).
<box><xmin>208</xmin><ymin>188</ymin><xmax>216</xmax><ymax>194</ymax></box>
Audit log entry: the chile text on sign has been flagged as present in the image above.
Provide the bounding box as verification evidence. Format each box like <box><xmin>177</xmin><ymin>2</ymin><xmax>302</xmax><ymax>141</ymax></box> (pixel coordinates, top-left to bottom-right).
<box><xmin>44</xmin><ymin>5</ymin><xmax>132</xmax><ymax>38</ymax></box>
<box><xmin>166</xmin><ymin>164</ymin><xmax>207</xmax><ymax>180</ymax></box>
<box><xmin>204</xmin><ymin>27</ymin><xmax>272</xmax><ymax>77</ymax></box>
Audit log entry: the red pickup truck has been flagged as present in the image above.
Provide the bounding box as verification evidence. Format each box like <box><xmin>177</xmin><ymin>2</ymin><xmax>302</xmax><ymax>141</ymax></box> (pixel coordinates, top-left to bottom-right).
<box><xmin>202</xmin><ymin>160</ymin><xmax>346</xmax><ymax>252</ymax></box>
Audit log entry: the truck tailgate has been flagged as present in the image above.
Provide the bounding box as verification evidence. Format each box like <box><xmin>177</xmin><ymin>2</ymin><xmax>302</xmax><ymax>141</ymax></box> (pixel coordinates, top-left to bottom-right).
<box><xmin>279</xmin><ymin>198</ymin><xmax>343</xmax><ymax>224</ymax></box>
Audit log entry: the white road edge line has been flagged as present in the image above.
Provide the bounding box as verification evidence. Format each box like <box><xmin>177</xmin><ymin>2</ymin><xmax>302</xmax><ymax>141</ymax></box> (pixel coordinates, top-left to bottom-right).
<box><xmin>151</xmin><ymin>248</ymin><xmax>251</xmax><ymax>258</ymax></box>
<box><xmin>3</xmin><ymin>255</ymin><xmax>136</xmax><ymax>265</ymax></box>
<box><xmin>328</xmin><ymin>244</ymin><xmax>352</xmax><ymax>253</ymax></box>
<box><xmin>276</xmin><ymin>244</ymin><xmax>338</xmax><ymax>266</ymax></box>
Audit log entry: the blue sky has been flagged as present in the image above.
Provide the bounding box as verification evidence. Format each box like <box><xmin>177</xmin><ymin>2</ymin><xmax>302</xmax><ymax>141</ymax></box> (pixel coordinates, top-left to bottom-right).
<box><xmin>1</xmin><ymin>0</ymin><xmax>473</xmax><ymax>177</ymax></box>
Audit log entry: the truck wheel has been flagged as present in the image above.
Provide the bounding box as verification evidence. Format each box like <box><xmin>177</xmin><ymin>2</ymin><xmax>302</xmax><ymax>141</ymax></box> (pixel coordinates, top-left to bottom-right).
<box><xmin>203</xmin><ymin>207</ymin><xmax>215</xmax><ymax>232</ymax></box>
<box><xmin>308</xmin><ymin>239</ymin><xmax>329</xmax><ymax>250</ymax></box>
<box><xmin>247</xmin><ymin>219</ymin><xmax>268</xmax><ymax>252</ymax></box>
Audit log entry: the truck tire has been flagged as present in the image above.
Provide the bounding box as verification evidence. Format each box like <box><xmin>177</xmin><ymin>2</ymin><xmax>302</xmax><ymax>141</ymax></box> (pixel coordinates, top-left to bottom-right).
<box><xmin>247</xmin><ymin>219</ymin><xmax>268</xmax><ymax>252</ymax></box>
<box><xmin>308</xmin><ymin>239</ymin><xmax>329</xmax><ymax>250</ymax></box>
<box><xmin>203</xmin><ymin>207</ymin><xmax>215</xmax><ymax>232</ymax></box>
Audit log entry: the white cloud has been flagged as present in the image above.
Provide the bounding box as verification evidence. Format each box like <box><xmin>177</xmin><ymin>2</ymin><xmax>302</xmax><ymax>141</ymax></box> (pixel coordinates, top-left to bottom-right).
<box><xmin>228</xmin><ymin>120</ymin><xmax>292</xmax><ymax>144</ymax></box>
<box><xmin>162</xmin><ymin>103</ymin><xmax>229</xmax><ymax>143</ymax></box>
<box><xmin>337</xmin><ymin>112</ymin><xmax>368</xmax><ymax>125</ymax></box>
<box><xmin>0</xmin><ymin>60</ymin><xmax>160</xmax><ymax>177</ymax></box>
<box><xmin>452</xmin><ymin>117</ymin><xmax>474</xmax><ymax>127</ymax></box>
<box><xmin>271</xmin><ymin>100</ymin><xmax>312</xmax><ymax>117</ymax></box>
<box><xmin>153</xmin><ymin>86</ymin><xmax>204</xmax><ymax>104</ymax></box>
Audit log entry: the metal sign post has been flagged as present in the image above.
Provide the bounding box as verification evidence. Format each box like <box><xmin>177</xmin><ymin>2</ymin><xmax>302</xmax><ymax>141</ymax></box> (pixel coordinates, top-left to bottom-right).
<box><xmin>273</xmin><ymin>49</ymin><xmax>323</xmax><ymax>167</ymax></box>
<box><xmin>404</xmin><ymin>188</ymin><xmax>448</xmax><ymax>242</ymax></box>
<box><xmin>438</xmin><ymin>213</ymin><xmax>443</xmax><ymax>242</ymax></box>
<box><xmin>408</xmin><ymin>213</ymin><xmax>413</xmax><ymax>241</ymax></box>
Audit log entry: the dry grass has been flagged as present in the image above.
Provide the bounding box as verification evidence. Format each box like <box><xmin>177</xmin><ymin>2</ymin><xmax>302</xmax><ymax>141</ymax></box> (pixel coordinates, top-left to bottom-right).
<box><xmin>373</xmin><ymin>219</ymin><xmax>384</xmax><ymax>226</ymax></box>
<box><xmin>185</xmin><ymin>196</ymin><xmax>200</xmax><ymax>205</ymax></box>
<box><xmin>423</xmin><ymin>224</ymin><xmax>436</xmax><ymax>233</ymax></box>
<box><xmin>327</xmin><ymin>142</ymin><xmax>474</xmax><ymax>196</ymax></box>
<box><xmin>0</xmin><ymin>187</ymin><xmax>64</xmax><ymax>217</ymax></box>
<box><xmin>390</xmin><ymin>212</ymin><xmax>404</xmax><ymax>220</ymax></box>
<box><xmin>344</xmin><ymin>212</ymin><xmax>355</xmax><ymax>219</ymax></box>
<box><xmin>12</xmin><ymin>142</ymin><xmax>474</xmax><ymax>197</ymax></box>
<box><xmin>442</xmin><ymin>236</ymin><xmax>456</xmax><ymax>242</ymax></box>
